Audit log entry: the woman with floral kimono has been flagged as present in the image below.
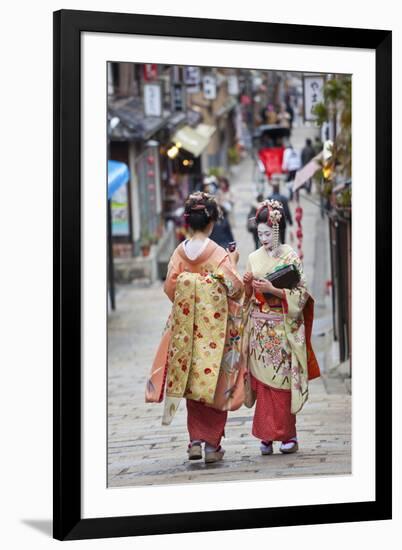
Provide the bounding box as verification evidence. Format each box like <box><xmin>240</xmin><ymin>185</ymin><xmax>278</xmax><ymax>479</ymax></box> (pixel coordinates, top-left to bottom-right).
<box><xmin>242</xmin><ymin>199</ymin><xmax>320</xmax><ymax>455</ymax></box>
<box><xmin>146</xmin><ymin>192</ymin><xmax>244</xmax><ymax>464</ymax></box>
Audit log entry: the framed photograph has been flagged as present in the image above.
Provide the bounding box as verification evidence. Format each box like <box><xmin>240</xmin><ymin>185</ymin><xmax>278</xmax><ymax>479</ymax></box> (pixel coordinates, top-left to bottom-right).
<box><xmin>53</xmin><ymin>9</ymin><xmax>392</xmax><ymax>541</ymax></box>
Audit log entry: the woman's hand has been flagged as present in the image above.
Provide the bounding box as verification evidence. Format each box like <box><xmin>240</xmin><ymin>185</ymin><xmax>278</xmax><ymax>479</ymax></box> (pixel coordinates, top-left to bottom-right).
<box><xmin>243</xmin><ymin>272</ymin><xmax>253</xmax><ymax>286</ymax></box>
<box><xmin>243</xmin><ymin>272</ymin><xmax>253</xmax><ymax>298</ymax></box>
<box><xmin>252</xmin><ymin>278</ymin><xmax>283</xmax><ymax>299</ymax></box>
<box><xmin>252</xmin><ymin>278</ymin><xmax>274</xmax><ymax>293</ymax></box>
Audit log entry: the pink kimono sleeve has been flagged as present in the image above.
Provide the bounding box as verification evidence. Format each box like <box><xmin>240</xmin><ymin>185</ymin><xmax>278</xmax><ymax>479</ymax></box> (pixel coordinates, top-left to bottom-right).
<box><xmin>163</xmin><ymin>256</ymin><xmax>182</xmax><ymax>302</ymax></box>
<box><xmin>217</xmin><ymin>255</ymin><xmax>244</xmax><ymax>302</ymax></box>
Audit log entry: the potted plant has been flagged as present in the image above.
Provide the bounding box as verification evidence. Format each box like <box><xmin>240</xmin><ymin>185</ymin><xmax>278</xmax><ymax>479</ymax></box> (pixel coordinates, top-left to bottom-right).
<box><xmin>140</xmin><ymin>232</ymin><xmax>152</xmax><ymax>257</ymax></box>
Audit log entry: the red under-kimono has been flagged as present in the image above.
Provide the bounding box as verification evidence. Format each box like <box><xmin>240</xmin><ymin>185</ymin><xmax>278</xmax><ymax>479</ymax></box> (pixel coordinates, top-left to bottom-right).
<box><xmin>186</xmin><ymin>400</ymin><xmax>227</xmax><ymax>448</ymax></box>
<box><xmin>250</xmin><ymin>376</ymin><xmax>296</xmax><ymax>442</ymax></box>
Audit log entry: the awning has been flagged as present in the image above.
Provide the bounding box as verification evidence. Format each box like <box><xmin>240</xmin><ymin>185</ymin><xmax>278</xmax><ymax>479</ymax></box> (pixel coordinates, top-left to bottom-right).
<box><xmin>195</xmin><ymin>123</ymin><xmax>216</xmax><ymax>139</ymax></box>
<box><xmin>108</xmin><ymin>160</ymin><xmax>130</xmax><ymax>198</ymax></box>
<box><xmin>108</xmin><ymin>98</ymin><xmax>171</xmax><ymax>142</ymax></box>
<box><xmin>172</xmin><ymin>124</ymin><xmax>216</xmax><ymax>157</ymax></box>
<box><xmin>292</xmin><ymin>154</ymin><xmax>322</xmax><ymax>192</ymax></box>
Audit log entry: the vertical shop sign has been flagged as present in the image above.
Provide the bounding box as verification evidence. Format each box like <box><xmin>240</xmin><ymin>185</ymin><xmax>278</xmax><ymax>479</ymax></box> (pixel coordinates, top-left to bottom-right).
<box><xmin>184</xmin><ymin>66</ymin><xmax>201</xmax><ymax>94</ymax></box>
<box><xmin>203</xmin><ymin>74</ymin><xmax>217</xmax><ymax>100</ymax></box>
<box><xmin>228</xmin><ymin>75</ymin><xmax>239</xmax><ymax>96</ymax></box>
<box><xmin>171</xmin><ymin>82</ymin><xmax>187</xmax><ymax>112</ymax></box>
<box><xmin>137</xmin><ymin>144</ymin><xmax>160</xmax><ymax>236</ymax></box>
<box><xmin>303</xmin><ymin>74</ymin><xmax>325</xmax><ymax>121</ymax></box>
<box><xmin>144</xmin><ymin>82</ymin><xmax>163</xmax><ymax>117</ymax></box>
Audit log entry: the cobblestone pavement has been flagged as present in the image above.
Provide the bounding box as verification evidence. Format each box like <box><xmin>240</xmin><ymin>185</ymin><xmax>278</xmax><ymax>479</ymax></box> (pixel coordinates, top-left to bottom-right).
<box><xmin>108</xmin><ymin>128</ymin><xmax>351</xmax><ymax>487</ymax></box>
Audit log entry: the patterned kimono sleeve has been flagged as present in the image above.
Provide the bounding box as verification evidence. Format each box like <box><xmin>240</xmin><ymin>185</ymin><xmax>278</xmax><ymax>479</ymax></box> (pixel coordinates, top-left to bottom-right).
<box><xmin>163</xmin><ymin>255</ymin><xmax>181</xmax><ymax>302</ymax></box>
<box><xmin>282</xmin><ymin>248</ymin><xmax>310</xmax><ymax>319</ymax></box>
<box><xmin>216</xmin><ymin>255</ymin><xmax>244</xmax><ymax>302</ymax></box>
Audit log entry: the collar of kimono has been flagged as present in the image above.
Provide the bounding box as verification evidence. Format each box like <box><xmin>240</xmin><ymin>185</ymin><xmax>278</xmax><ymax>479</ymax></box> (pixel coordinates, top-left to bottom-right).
<box><xmin>177</xmin><ymin>238</ymin><xmax>219</xmax><ymax>264</ymax></box>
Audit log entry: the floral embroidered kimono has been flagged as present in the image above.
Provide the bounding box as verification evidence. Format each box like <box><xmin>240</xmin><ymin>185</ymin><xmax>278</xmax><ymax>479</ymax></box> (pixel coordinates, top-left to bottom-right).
<box><xmin>242</xmin><ymin>244</ymin><xmax>319</xmax><ymax>442</ymax></box>
<box><xmin>146</xmin><ymin>239</ymin><xmax>244</xmax><ymax>447</ymax></box>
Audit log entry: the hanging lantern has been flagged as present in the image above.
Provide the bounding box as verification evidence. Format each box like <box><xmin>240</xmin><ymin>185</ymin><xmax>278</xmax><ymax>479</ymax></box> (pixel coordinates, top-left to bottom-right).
<box><xmin>167</xmin><ymin>145</ymin><xmax>179</xmax><ymax>159</ymax></box>
<box><xmin>323</xmin><ymin>160</ymin><xmax>334</xmax><ymax>180</ymax></box>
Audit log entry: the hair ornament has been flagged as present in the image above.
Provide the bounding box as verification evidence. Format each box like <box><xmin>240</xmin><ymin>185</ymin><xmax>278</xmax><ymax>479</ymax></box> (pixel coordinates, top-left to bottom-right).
<box><xmin>254</xmin><ymin>199</ymin><xmax>284</xmax><ymax>249</ymax></box>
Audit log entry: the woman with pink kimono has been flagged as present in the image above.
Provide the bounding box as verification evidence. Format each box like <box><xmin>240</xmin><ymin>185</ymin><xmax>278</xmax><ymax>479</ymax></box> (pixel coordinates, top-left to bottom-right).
<box><xmin>242</xmin><ymin>199</ymin><xmax>320</xmax><ymax>455</ymax></box>
<box><xmin>146</xmin><ymin>192</ymin><xmax>244</xmax><ymax>464</ymax></box>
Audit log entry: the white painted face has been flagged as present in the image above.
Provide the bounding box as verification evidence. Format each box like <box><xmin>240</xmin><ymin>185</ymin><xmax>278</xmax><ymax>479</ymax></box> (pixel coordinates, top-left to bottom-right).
<box><xmin>257</xmin><ymin>223</ymin><xmax>273</xmax><ymax>249</ymax></box>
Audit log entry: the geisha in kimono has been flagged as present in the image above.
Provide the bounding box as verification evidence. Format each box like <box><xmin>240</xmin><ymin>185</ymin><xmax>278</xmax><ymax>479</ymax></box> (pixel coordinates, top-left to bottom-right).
<box><xmin>145</xmin><ymin>192</ymin><xmax>244</xmax><ymax>464</ymax></box>
<box><xmin>242</xmin><ymin>199</ymin><xmax>320</xmax><ymax>455</ymax></box>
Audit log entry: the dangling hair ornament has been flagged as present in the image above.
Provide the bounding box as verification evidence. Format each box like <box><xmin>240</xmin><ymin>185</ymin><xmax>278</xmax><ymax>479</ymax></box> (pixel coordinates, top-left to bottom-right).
<box><xmin>255</xmin><ymin>199</ymin><xmax>283</xmax><ymax>249</ymax></box>
<box><xmin>271</xmin><ymin>220</ymin><xmax>280</xmax><ymax>250</ymax></box>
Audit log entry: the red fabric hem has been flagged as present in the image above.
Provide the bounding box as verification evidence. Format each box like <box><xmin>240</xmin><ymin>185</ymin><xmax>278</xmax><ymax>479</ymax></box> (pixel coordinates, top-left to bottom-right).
<box><xmin>186</xmin><ymin>399</ymin><xmax>227</xmax><ymax>448</ymax></box>
<box><xmin>251</xmin><ymin>375</ymin><xmax>296</xmax><ymax>442</ymax></box>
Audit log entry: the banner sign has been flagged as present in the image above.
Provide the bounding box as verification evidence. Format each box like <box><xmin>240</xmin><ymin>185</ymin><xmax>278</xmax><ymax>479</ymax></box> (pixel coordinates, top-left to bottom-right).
<box><xmin>228</xmin><ymin>75</ymin><xmax>239</xmax><ymax>96</ymax></box>
<box><xmin>143</xmin><ymin>82</ymin><xmax>163</xmax><ymax>117</ymax></box>
<box><xmin>203</xmin><ymin>75</ymin><xmax>217</xmax><ymax>100</ymax></box>
<box><xmin>303</xmin><ymin>75</ymin><xmax>325</xmax><ymax>121</ymax></box>
<box><xmin>143</xmin><ymin>64</ymin><xmax>158</xmax><ymax>81</ymax></box>
<box><xmin>184</xmin><ymin>66</ymin><xmax>201</xmax><ymax>94</ymax></box>
<box><xmin>171</xmin><ymin>82</ymin><xmax>187</xmax><ymax>112</ymax></box>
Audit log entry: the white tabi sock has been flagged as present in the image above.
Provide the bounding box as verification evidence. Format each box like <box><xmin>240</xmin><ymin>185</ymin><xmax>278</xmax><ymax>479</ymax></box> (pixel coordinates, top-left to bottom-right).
<box><xmin>205</xmin><ymin>443</ymin><xmax>219</xmax><ymax>453</ymax></box>
<box><xmin>280</xmin><ymin>437</ymin><xmax>298</xmax><ymax>451</ymax></box>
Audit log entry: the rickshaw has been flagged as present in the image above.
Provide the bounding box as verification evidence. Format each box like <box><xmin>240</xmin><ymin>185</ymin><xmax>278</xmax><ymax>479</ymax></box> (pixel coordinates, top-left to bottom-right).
<box><xmin>252</xmin><ymin>124</ymin><xmax>291</xmax><ymax>186</ymax></box>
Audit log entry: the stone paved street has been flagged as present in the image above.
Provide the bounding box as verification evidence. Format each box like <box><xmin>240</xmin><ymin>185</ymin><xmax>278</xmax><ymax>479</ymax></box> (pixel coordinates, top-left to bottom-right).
<box><xmin>107</xmin><ymin>128</ymin><xmax>351</xmax><ymax>487</ymax></box>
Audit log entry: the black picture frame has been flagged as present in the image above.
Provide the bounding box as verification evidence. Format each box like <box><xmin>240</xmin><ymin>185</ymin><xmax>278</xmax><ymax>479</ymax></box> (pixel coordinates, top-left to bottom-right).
<box><xmin>53</xmin><ymin>9</ymin><xmax>392</xmax><ymax>541</ymax></box>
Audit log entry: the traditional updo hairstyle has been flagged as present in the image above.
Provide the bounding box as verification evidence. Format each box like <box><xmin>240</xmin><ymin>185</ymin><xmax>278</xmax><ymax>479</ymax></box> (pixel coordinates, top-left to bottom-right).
<box><xmin>255</xmin><ymin>204</ymin><xmax>270</xmax><ymax>226</ymax></box>
<box><xmin>252</xmin><ymin>199</ymin><xmax>283</xmax><ymax>249</ymax></box>
<box><xmin>184</xmin><ymin>191</ymin><xmax>220</xmax><ymax>232</ymax></box>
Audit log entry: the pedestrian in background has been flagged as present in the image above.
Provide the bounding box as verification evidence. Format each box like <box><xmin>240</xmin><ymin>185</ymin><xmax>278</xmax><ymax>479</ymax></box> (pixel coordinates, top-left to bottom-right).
<box><xmin>301</xmin><ymin>138</ymin><xmax>316</xmax><ymax>194</ymax></box>
<box><xmin>146</xmin><ymin>192</ymin><xmax>244</xmax><ymax>464</ymax></box>
<box><xmin>282</xmin><ymin>141</ymin><xmax>301</xmax><ymax>201</ymax></box>
<box><xmin>261</xmin><ymin>103</ymin><xmax>278</xmax><ymax>125</ymax></box>
<box><xmin>277</xmin><ymin>102</ymin><xmax>291</xmax><ymax>128</ymax></box>
<box><xmin>203</xmin><ymin>175</ymin><xmax>219</xmax><ymax>195</ymax></box>
<box><xmin>217</xmin><ymin>176</ymin><xmax>235</xmax><ymax>227</ymax></box>
<box><xmin>285</xmin><ymin>95</ymin><xmax>294</xmax><ymax>131</ymax></box>
<box><xmin>210</xmin><ymin>206</ymin><xmax>235</xmax><ymax>249</ymax></box>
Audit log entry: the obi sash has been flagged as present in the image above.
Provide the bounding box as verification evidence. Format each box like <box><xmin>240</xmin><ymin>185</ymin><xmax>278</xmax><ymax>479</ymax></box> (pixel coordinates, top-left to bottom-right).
<box><xmin>162</xmin><ymin>271</ymin><xmax>228</xmax><ymax>425</ymax></box>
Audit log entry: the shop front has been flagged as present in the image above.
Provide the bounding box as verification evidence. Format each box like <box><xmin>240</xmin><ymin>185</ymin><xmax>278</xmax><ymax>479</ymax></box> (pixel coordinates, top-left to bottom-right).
<box><xmin>160</xmin><ymin>123</ymin><xmax>216</xmax><ymax>243</ymax></box>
